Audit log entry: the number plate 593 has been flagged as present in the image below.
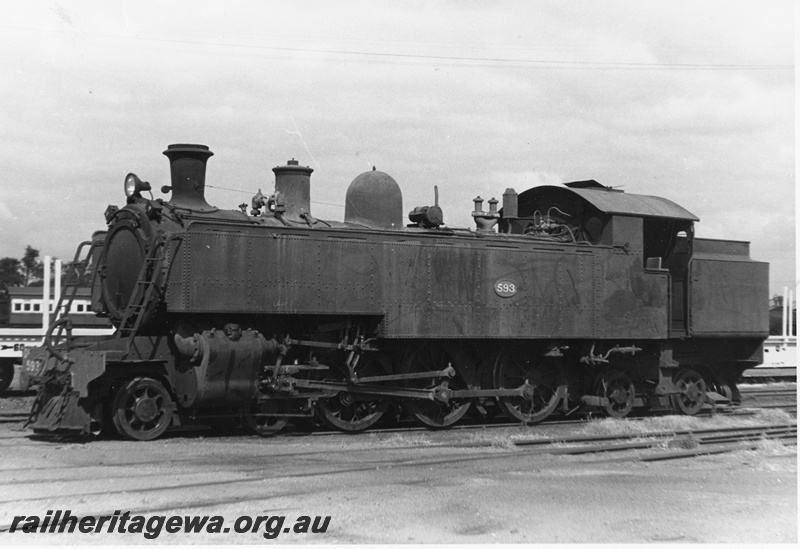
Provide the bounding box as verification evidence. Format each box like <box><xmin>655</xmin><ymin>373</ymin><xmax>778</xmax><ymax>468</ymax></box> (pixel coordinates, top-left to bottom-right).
<box><xmin>494</xmin><ymin>279</ymin><xmax>517</xmax><ymax>298</ymax></box>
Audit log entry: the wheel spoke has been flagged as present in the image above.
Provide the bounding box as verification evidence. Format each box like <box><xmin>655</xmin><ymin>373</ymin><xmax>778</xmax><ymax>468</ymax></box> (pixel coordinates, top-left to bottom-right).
<box><xmin>507</xmin><ymin>358</ymin><xmax>528</xmax><ymax>379</ymax></box>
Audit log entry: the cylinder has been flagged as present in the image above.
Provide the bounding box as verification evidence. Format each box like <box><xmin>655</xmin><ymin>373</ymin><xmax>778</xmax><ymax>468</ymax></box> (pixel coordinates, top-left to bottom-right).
<box><xmin>273</xmin><ymin>159</ymin><xmax>313</xmax><ymax>222</ymax></box>
<box><xmin>162</xmin><ymin>144</ymin><xmax>215</xmax><ymax>212</ymax></box>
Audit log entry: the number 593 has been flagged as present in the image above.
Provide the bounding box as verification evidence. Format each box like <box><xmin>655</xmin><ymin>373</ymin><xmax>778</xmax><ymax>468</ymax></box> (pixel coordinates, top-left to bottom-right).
<box><xmin>494</xmin><ymin>279</ymin><xmax>517</xmax><ymax>298</ymax></box>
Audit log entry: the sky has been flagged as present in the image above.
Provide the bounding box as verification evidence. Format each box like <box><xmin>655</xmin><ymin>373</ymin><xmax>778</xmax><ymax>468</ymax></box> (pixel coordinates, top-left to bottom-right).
<box><xmin>0</xmin><ymin>0</ymin><xmax>795</xmax><ymax>297</ymax></box>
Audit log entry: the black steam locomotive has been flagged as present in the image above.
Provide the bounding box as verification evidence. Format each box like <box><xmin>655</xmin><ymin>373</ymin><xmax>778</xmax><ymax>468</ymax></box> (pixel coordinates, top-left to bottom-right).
<box><xmin>24</xmin><ymin>144</ymin><xmax>769</xmax><ymax>440</ymax></box>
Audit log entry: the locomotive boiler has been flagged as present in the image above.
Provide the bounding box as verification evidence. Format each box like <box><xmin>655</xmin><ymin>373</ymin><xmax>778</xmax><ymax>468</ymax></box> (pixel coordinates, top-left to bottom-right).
<box><xmin>24</xmin><ymin>143</ymin><xmax>769</xmax><ymax>440</ymax></box>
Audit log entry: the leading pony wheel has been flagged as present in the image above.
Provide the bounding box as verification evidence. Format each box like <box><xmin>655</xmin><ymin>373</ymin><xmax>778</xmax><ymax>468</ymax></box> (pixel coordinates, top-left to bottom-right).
<box><xmin>112</xmin><ymin>377</ymin><xmax>173</xmax><ymax>441</ymax></box>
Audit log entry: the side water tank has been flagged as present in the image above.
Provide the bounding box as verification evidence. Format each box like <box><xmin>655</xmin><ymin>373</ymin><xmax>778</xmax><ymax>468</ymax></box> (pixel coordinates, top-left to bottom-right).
<box><xmin>345</xmin><ymin>167</ymin><xmax>403</xmax><ymax>229</ymax></box>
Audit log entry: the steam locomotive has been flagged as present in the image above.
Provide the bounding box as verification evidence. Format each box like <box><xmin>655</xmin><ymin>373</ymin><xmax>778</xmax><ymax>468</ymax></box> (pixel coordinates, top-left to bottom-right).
<box><xmin>24</xmin><ymin>143</ymin><xmax>769</xmax><ymax>440</ymax></box>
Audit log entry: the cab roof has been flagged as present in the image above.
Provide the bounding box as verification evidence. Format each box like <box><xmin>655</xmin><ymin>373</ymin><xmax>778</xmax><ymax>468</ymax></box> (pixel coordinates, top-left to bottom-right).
<box><xmin>519</xmin><ymin>181</ymin><xmax>699</xmax><ymax>222</ymax></box>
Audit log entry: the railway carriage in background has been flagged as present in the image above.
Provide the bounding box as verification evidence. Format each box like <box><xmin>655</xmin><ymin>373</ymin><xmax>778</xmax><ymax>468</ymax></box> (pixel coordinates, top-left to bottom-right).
<box><xmin>0</xmin><ymin>262</ymin><xmax>112</xmax><ymax>393</ymax></box>
<box><xmin>24</xmin><ymin>143</ymin><xmax>769</xmax><ymax>440</ymax></box>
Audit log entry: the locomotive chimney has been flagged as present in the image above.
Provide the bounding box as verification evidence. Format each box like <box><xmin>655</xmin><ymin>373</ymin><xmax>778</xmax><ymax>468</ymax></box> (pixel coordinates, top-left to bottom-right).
<box><xmin>162</xmin><ymin>144</ymin><xmax>215</xmax><ymax>212</ymax></box>
<box><xmin>272</xmin><ymin>159</ymin><xmax>313</xmax><ymax>222</ymax></box>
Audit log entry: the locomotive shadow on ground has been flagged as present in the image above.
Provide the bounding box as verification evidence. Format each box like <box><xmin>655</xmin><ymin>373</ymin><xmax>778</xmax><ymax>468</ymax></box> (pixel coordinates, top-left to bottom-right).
<box><xmin>21</xmin><ymin>417</ymin><xmax>322</xmax><ymax>444</ymax></box>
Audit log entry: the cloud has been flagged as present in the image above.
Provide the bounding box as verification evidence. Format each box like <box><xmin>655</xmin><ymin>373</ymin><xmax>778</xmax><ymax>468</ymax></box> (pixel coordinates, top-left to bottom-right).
<box><xmin>0</xmin><ymin>0</ymin><xmax>793</xmax><ymax>294</ymax></box>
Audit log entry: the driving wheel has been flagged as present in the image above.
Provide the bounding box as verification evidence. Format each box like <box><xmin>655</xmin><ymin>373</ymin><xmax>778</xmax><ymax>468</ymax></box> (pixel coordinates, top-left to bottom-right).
<box><xmin>493</xmin><ymin>347</ymin><xmax>566</xmax><ymax>424</ymax></box>
<box><xmin>401</xmin><ymin>343</ymin><xmax>472</xmax><ymax>429</ymax></box>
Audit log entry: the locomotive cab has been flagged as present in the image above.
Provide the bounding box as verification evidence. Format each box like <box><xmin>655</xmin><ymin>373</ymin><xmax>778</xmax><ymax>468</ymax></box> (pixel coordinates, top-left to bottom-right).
<box><xmin>510</xmin><ymin>180</ymin><xmax>702</xmax><ymax>334</ymax></box>
<box><xmin>509</xmin><ymin>180</ymin><xmax>698</xmax><ymax>247</ymax></box>
<box><xmin>510</xmin><ymin>181</ymin><xmax>767</xmax><ymax>340</ymax></box>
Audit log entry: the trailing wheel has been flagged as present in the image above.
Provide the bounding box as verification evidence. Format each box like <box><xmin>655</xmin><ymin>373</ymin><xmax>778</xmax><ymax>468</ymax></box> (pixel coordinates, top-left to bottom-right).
<box><xmin>493</xmin><ymin>347</ymin><xmax>566</xmax><ymax>424</ymax></box>
<box><xmin>600</xmin><ymin>370</ymin><xmax>635</xmax><ymax>418</ymax></box>
<box><xmin>723</xmin><ymin>382</ymin><xmax>740</xmax><ymax>405</ymax></box>
<box><xmin>316</xmin><ymin>353</ymin><xmax>390</xmax><ymax>433</ymax></box>
<box><xmin>670</xmin><ymin>367</ymin><xmax>707</xmax><ymax>415</ymax></box>
<box><xmin>401</xmin><ymin>343</ymin><xmax>471</xmax><ymax>429</ymax></box>
<box><xmin>111</xmin><ymin>377</ymin><xmax>174</xmax><ymax>441</ymax></box>
<box><xmin>709</xmin><ymin>372</ymin><xmax>741</xmax><ymax>405</ymax></box>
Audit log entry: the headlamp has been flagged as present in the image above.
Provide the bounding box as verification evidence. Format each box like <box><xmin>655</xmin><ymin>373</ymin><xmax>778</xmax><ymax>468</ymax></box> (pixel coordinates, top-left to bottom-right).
<box><xmin>124</xmin><ymin>173</ymin><xmax>151</xmax><ymax>198</ymax></box>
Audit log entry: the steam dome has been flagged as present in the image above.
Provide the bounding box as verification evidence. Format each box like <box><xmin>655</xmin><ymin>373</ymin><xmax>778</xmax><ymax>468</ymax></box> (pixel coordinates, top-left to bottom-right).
<box><xmin>345</xmin><ymin>167</ymin><xmax>403</xmax><ymax>229</ymax></box>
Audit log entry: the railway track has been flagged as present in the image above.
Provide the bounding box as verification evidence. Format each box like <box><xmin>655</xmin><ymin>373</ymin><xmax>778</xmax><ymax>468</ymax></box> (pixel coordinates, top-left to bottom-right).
<box><xmin>487</xmin><ymin>423</ymin><xmax>797</xmax><ymax>462</ymax></box>
<box><xmin>0</xmin><ymin>417</ymin><xmax>794</xmax><ymax>534</ymax></box>
<box><xmin>739</xmin><ymin>389</ymin><xmax>796</xmax><ymax>398</ymax></box>
<box><xmin>0</xmin><ymin>411</ymin><xmax>29</xmax><ymax>424</ymax></box>
<box><xmin>741</xmin><ymin>366</ymin><xmax>797</xmax><ymax>384</ymax></box>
